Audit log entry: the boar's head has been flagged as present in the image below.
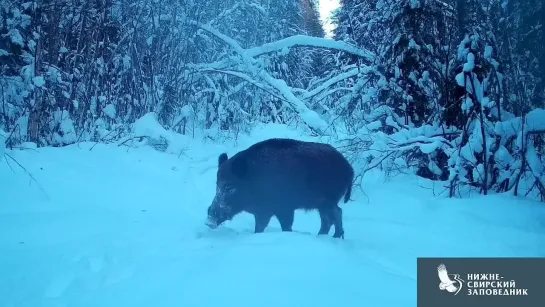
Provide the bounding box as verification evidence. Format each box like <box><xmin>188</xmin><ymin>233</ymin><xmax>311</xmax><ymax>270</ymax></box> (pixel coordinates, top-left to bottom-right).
<box><xmin>205</xmin><ymin>152</ymin><xmax>249</xmax><ymax>229</ymax></box>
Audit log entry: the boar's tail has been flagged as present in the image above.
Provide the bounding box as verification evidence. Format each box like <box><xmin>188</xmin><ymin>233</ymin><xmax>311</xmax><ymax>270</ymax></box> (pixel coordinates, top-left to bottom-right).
<box><xmin>343</xmin><ymin>168</ymin><xmax>354</xmax><ymax>203</ymax></box>
<box><xmin>343</xmin><ymin>184</ymin><xmax>352</xmax><ymax>203</ymax></box>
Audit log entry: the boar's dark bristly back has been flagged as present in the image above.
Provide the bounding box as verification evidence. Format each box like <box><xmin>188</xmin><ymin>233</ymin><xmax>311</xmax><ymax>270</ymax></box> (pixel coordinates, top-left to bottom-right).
<box><xmin>218</xmin><ymin>153</ymin><xmax>228</xmax><ymax>167</ymax></box>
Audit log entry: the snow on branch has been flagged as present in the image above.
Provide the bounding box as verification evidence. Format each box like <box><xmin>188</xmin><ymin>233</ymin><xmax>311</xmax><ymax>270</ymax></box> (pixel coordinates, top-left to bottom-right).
<box><xmin>186</xmin><ymin>19</ymin><xmax>380</xmax><ymax>135</ymax></box>
<box><xmin>495</xmin><ymin>108</ymin><xmax>545</xmax><ymax>139</ymax></box>
<box><xmin>245</xmin><ymin>35</ymin><xmax>375</xmax><ymax>63</ymax></box>
<box><xmin>200</xmin><ymin>68</ymin><xmax>285</xmax><ymax>101</ymax></box>
<box><xmin>189</xmin><ymin>20</ymin><xmax>330</xmax><ymax>134</ymax></box>
<box><xmin>188</xmin><ymin>58</ymin><xmax>234</xmax><ymax>71</ymax></box>
<box><xmin>193</xmin><ymin>20</ymin><xmax>376</xmax><ymax>63</ymax></box>
<box><xmin>189</xmin><ymin>21</ymin><xmax>247</xmax><ymax>55</ymax></box>
<box><xmin>386</xmin><ymin>135</ymin><xmax>454</xmax><ymax>153</ymax></box>
<box><xmin>302</xmin><ymin>68</ymin><xmax>362</xmax><ymax>100</ymax></box>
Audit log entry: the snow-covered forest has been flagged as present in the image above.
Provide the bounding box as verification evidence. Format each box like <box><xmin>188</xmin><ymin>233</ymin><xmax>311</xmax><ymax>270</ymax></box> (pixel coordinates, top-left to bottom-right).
<box><xmin>331</xmin><ymin>0</ymin><xmax>545</xmax><ymax>201</ymax></box>
<box><xmin>1</xmin><ymin>0</ymin><xmax>544</xmax><ymax>201</ymax></box>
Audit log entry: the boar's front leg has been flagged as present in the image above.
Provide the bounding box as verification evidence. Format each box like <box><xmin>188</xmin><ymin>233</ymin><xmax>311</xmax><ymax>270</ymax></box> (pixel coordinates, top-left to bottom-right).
<box><xmin>254</xmin><ymin>213</ymin><xmax>273</xmax><ymax>233</ymax></box>
<box><xmin>276</xmin><ymin>209</ymin><xmax>294</xmax><ymax>232</ymax></box>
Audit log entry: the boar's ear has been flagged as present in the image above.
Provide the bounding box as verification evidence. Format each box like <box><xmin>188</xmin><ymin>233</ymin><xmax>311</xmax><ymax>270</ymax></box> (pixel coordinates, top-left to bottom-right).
<box><xmin>218</xmin><ymin>153</ymin><xmax>228</xmax><ymax>167</ymax></box>
<box><xmin>231</xmin><ymin>156</ymin><xmax>248</xmax><ymax>179</ymax></box>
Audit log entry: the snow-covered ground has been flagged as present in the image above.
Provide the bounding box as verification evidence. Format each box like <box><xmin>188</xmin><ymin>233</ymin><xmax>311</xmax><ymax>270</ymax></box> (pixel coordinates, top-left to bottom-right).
<box><xmin>1</xmin><ymin>124</ymin><xmax>544</xmax><ymax>307</ymax></box>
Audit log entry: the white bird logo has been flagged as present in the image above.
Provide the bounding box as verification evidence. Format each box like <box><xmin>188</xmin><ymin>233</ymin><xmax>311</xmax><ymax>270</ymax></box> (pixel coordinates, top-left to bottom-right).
<box><xmin>437</xmin><ymin>263</ymin><xmax>464</xmax><ymax>295</ymax></box>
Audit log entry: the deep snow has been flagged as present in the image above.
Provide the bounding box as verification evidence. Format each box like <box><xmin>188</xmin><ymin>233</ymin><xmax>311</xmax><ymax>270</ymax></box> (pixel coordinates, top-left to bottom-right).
<box><xmin>1</xmin><ymin>124</ymin><xmax>544</xmax><ymax>307</ymax></box>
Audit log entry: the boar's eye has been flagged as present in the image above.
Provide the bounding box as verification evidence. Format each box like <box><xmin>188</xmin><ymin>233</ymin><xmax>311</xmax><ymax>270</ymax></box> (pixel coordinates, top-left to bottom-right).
<box><xmin>218</xmin><ymin>184</ymin><xmax>236</xmax><ymax>195</ymax></box>
<box><xmin>226</xmin><ymin>186</ymin><xmax>236</xmax><ymax>194</ymax></box>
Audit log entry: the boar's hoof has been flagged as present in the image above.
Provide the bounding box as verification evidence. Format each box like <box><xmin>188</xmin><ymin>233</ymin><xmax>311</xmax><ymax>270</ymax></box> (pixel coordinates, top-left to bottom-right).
<box><xmin>333</xmin><ymin>231</ymin><xmax>345</xmax><ymax>239</ymax></box>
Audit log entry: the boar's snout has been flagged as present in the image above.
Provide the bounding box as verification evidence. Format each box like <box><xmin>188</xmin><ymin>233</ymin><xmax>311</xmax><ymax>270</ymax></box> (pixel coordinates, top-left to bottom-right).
<box><xmin>205</xmin><ymin>217</ymin><xmax>219</xmax><ymax>229</ymax></box>
<box><xmin>206</xmin><ymin>183</ymin><xmax>243</xmax><ymax>230</ymax></box>
<box><xmin>205</xmin><ymin>194</ymin><xmax>234</xmax><ymax>229</ymax></box>
<box><xmin>205</xmin><ymin>205</ymin><xmax>219</xmax><ymax>228</ymax></box>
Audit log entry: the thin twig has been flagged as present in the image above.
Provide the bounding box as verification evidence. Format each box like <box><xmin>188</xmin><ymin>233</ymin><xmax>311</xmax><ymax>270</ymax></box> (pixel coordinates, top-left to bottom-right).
<box><xmin>5</xmin><ymin>153</ymin><xmax>50</xmax><ymax>200</ymax></box>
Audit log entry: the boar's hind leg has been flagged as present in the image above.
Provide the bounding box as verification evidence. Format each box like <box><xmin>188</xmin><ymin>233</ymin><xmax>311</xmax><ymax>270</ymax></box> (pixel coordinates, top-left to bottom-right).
<box><xmin>254</xmin><ymin>213</ymin><xmax>273</xmax><ymax>233</ymax></box>
<box><xmin>331</xmin><ymin>206</ymin><xmax>345</xmax><ymax>239</ymax></box>
<box><xmin>276</xmin><ymin>210</ymin><xmax>294</xmax><ymax>232</ymax></box>
<box><xmin>317</xmin><ymin>208</ymin><xmax>333</xmax><ymax>235</ymax></box>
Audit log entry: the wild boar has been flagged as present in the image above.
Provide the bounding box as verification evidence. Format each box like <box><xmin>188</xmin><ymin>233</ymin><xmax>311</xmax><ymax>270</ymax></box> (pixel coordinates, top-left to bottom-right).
<box><xmin>205</xmin><ymin>138</ymin><xmax>354</xmax><ymax>239</ymax></box>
